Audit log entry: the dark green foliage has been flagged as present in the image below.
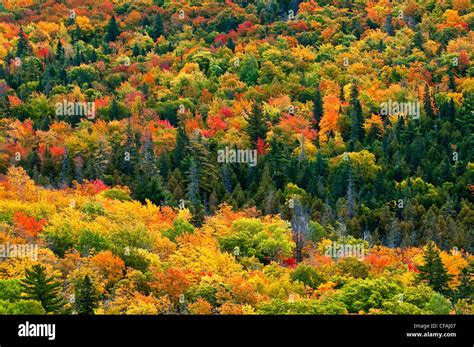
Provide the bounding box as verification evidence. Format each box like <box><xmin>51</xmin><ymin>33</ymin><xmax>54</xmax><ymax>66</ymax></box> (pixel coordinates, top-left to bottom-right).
<box><xmin>107</xmin><ymin>16</ymin><xmax>120</xmax><ymax>42</ymax></box>
<box><xmin>74</xmin><ymin>275</ymin><xmax>100</xmax><ymax>315</ymax></box>
<box><xmin>418</xmin><ymin>242</ymin><xmax>452</xmax><ymax>295</ymax></box>
<box><xmin>20</xmin><ymin>264</ymin><xmax>66</xmax><ymax>314</ymax></box>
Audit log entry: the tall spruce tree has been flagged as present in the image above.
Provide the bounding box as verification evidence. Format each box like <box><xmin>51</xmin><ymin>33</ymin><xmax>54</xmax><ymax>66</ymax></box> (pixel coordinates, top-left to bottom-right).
<box><xmin>424</xmin><ymin>83</ymin><xmax>433</xmax><ymax>118</ymax></box>
<box><xmin>107</xmin><ymin>16</ymin><xmax>120</xmax><ymax>42</ymax></box>
<box><xmin>313</xmin><ymin>82</ymin><xmax>323</xmax><ymax>130</ymax></box>
<box><xmin>20</xmin><ymin>264</ymin><xmax>66</xmax><ymax>314</ymax></box>
<box><xmin>16</xmin><ymin>27</ymin><xmax>32</xmax><ymax>57</ymax></box>
<box><xmin>349</xmin><ymin>83</ymin><xmax>364</xmax><ymax>143</ymax></box>
<box><xmin>74</xmin><ymin>275</ymin><xmax>100</xmax><ymax>315</ymax></box>
<box><xmin>418</xmin><ymin>242</ymin><xmax>452</xmax><ymax>295</ymax></box>
<box><xmin>150</xmin><ymin>12</ymin><xmax>164</xmax><ymax>40</ymax></box>
<box><xmin>246</xmin><ymin>103</ymin><xmax>268</xmax><ymax>145</ymax></box>
<box><xmin>456</xmin><ymin>262</ymin><xmax>473</xmax><ymax>302</ymax></box>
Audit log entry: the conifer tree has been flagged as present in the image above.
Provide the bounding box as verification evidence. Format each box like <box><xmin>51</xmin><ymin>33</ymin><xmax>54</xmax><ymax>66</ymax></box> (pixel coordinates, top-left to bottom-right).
<box><xmin>16</xmin><ymin>27</ymin><xmax>31</xmax><ymax>57</ymax></box>
<box><xmin>456</xmin><ymin>262</ymin><xmax>473</xmax><ymax>302</ymax></box>
<box><xmin>150</xmin><ymin>12</ymin><xmax>164</xmax><ymax>40</ymax></box>
<box><xmin>20</xmin><ymin>264</ymin><xmax>66</xmax><ymax>314</ymax></box>
<box><xmin>424</xmin><ymin>84</ymin><xmax>433</xmax><ymax>118</ymax></box>
<box><xmin>349</xmin><ymin>83</ymin><xmax>364</xmax><ymax>143</ymax></box>
<box><xmin>418</xmin><ymin>242</ymin><xmax>452</xmax><ymax>295</ymax></box>
<box><xmin>313</xmin><ymin>82</ymin><xmax>323</xmax><ymax>130</ymax></box>
<box><xmin>107</xmin><ymin>16</ymin><xmax>120</xmax><ymax>42</ymax></box>
<box><xmin>246</xmin><ymin>103</ymin><xmax>268</xmax><ymax>145</ymax></box>
<box><xmin>74</xmin><ymin>275</ymin><xmax>100</xmax><ymax>315</ymax></box>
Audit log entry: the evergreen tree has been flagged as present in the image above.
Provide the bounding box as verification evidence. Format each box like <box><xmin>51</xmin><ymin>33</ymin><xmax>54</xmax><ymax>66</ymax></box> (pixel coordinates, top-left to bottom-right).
<box><xmin>150</xmin><ymin>13</ymin><xmax>164</xmax><ymax>41</ymax></box>
<box><xmin>447</xmin><ymin>98</ymin><xmax>456</xmax><ymax>122</ymax></box>
<box><xmin>267</xmin><ymin>129</ymin><xmax>290</xmax><ymax>189</ymax></box>
<box><xmin>423</xmin><ymin>84</ymin><xmax>433</xmax><ymax>118</ymax></box>
<box><xmin>60</xmin><ymin>148</ymin><xmax>73</xmax><ymax>187</ymax></box>
<box><xmin>20</xmin><ymin>264</ymin><xmax>66</xmax><ymax>314</ymax></box>
<box><xmin>313</xmin><ymin>82</ymin><xmax>323</xmax><ymax>130</ymax></box>
<box><xmin>226</xmin><ymin>37</ymin><xmax>236</xmax><ymax>52</ymax></box>
<box><xmin>349</xmin><ymin>83</ymin><xmax>364</xmax><ymax>143</ymax></box>
<box><xmin>132</xmin><ymin>131</ymin><xmax>172</xmax><ymax>205</ymax></box>
<box><xmin>186</xmin><ymin>158</ymin><xmax>205</xmax><ymax>226</ymax></box>
<box><xmin>418</xmin><ymin>242</ymin><xmax>452</xmax><ymax>295</ymax></box>
<box><xmin>412</xmin><ymin>28</ymin><xmax>424</xmax><ymax>50</ymax></box>
<box><xmin>246</xmin><ymin>103</ymin><xmax>268</xmax><ymax>145</ymax></box>
<box><xmin>25</xmin><ymin>147</ymin><xmax>41</xmax><ymax>180</ymax></box>
<box><xmin>384</xmin><ymin>15</ymin><xmax>394</xmax><ymax>36</ymax></box>
<box><xmin>107</xmin><ymin>16</ymin><xmax>120</xmax><ymax>42</ymax></box>
<box><xmin>456</xmin><ymin>262</ymin><xmax>473</xmax><ymax>302</ymax></box>
<box><xmin>173</xmin><ymin>123</ymin><xmax>188</xmax><ymax>167</ymax></box>
<box><xmin>74</xmin><ymin>275</ymin><xmax>100</xmax><ymax>315</ymax></box>
<box><xmin>346</xmin><ymin>169</ymin><xmax>355</xmax><ymax>219</ymax></box>
<box><xmin>108</xmin><ymin>98</ymin><xmax>130</xmax><ymax>120</ymax></box>
<box><xmin>0</xmin><ymin>82</ymin><xmax>11</xmax><ymax>117</ymax></box>
<box><xmin>16</xmin><ymin>27</ymin><xmax>32</xmax><ymax>57</ymax></box>
<box><xmin>448</xmin><ymin>70</ymin><xmax>456</xmax><ymax>91</ymax></box>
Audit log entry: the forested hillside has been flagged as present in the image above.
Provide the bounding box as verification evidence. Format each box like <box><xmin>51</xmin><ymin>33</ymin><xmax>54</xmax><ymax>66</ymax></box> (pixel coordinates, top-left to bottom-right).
<box><xmin>0</xmin><ymin>0</ymin><xmax>472</xmax><ymax>314</ymax></box>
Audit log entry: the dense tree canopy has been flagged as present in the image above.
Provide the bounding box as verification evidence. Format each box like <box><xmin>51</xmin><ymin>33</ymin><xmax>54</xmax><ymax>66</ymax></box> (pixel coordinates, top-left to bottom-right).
<box><xmin>0</xmin><ymin>0</ymin><xmax>472</xmax><ymax>315</ymax></box>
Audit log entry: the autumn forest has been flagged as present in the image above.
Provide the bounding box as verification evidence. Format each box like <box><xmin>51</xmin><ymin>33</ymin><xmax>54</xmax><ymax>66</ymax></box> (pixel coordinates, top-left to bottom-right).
<box><xmin>0</xmin><ymin>0</ymin><xmax>472</xmax><ymax>315</ymax></box>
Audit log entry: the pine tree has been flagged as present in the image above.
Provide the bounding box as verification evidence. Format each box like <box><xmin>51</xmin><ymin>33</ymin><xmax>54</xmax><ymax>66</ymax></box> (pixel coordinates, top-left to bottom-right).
<box><xmin>418</xmin><ymin>242</ymin><xmax>452</xmax><ymax>295</ymax></box>
<box><xmin>173</xmin><ymin>123</ymin><xmax>187</xmax><ymax>167</ymax></box>
<box><xmin>246</xmin><ymin>103</ymin><xmax>268</xmax><ymax>145</ymax></box>
<box><xmin>186</xmin><ymin>158</ymin><xmax>205</xmax><ymax>226</ymax></box>
<box><xmin>267</xmin><ymin>129</ymin><xmax>290</xmax><ymax>189</ymax></box>
<box><xmin>349</xmin><ymin>83</ymin><xmax>364</xmax><ymax>143</ymax></box>
<box><xmin>0</xmin><ymin>82</ymin><xmax>11</xmax><ymax>117</ymax></box>
<box><xmin>108</xmin><ymin>98</ymin><xmax>129</xmax><ymax>120</ymax></box>
<box><xmin>346</xmin><ymin>169</ymin><xmax>355</xmax><ymax>219</ymax></box>
<box><xmin>423</xmin><ymin>84</ymin><xmax>433</xmax><ymax>118</ymax></box>
<box><xmin>447</xmin><ymin>98</ymin><xmax>456</xmax><ymax>122</ymax></box>
<box><xmin>148</xmin><ymin>174</ymin><xmax>172</xmax><ymax>206</ymax></box>
<box><xmin>107</xmin><ymin>16</ymin><xmax>120</xmax><ymax>42</ymax></box>
<box><xmin>226</xmin><ymin>37</ymin><xmax>236</xmax><ymax>52</ymax></box>
<box><xmin>74</xmin><ymin>275</ymin><xmax>100</xmax><ymax>315</ymax></box>
<box><xmin>448</xmin><ymin>70</ymin><xmax>456</xmax><ymax>91</ymax></box>
<box><xmin>20</xmin><ymin>264</ymin><xmax>66</xmax><ymax>314</ymax></box>
<box><xmin>133</xmin><ymin>131</ymin><xmax>172</xmax><ymax>205</ymax></box>
<box><xmin>313</xmin><ymin>82</ymin><xmax>323</xmax><ymax>130</ymax></box>
<box><xmin>186</xmin><ymin>140</ymin><xmax>218</xmax><ymax>197</ymax></box>
<box><xmin>412</xmin><ymin>29</ymin><xmax>424</xmax><ymax>50</ymax></box>
<box><xmin>60</xmin><ymin>148</ymin><xmax>73</xmax><ymax>187</ymax></box>
<box><xmin>384</xmin><ymin>15</ymin><xmax>394</xmax><ymax>36</ymax></box>
<box><xmin>16</xmin><ymin>27</ymin><xmax>32</xmax><ymax>57</ymax></box>
<box><xmin>456</xmin><ymin>262</ymin><xmax>473</xmax><ymax>302</ymax></box>
<box><xmin>25</xmin><ymin>147</ymin><xmax>41</xmax><ymax>181</ymax></box>
<box><xmin>150</xmin><ymin>13</ymin><xmax>164</xmax><ymax>41</ymax></box>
